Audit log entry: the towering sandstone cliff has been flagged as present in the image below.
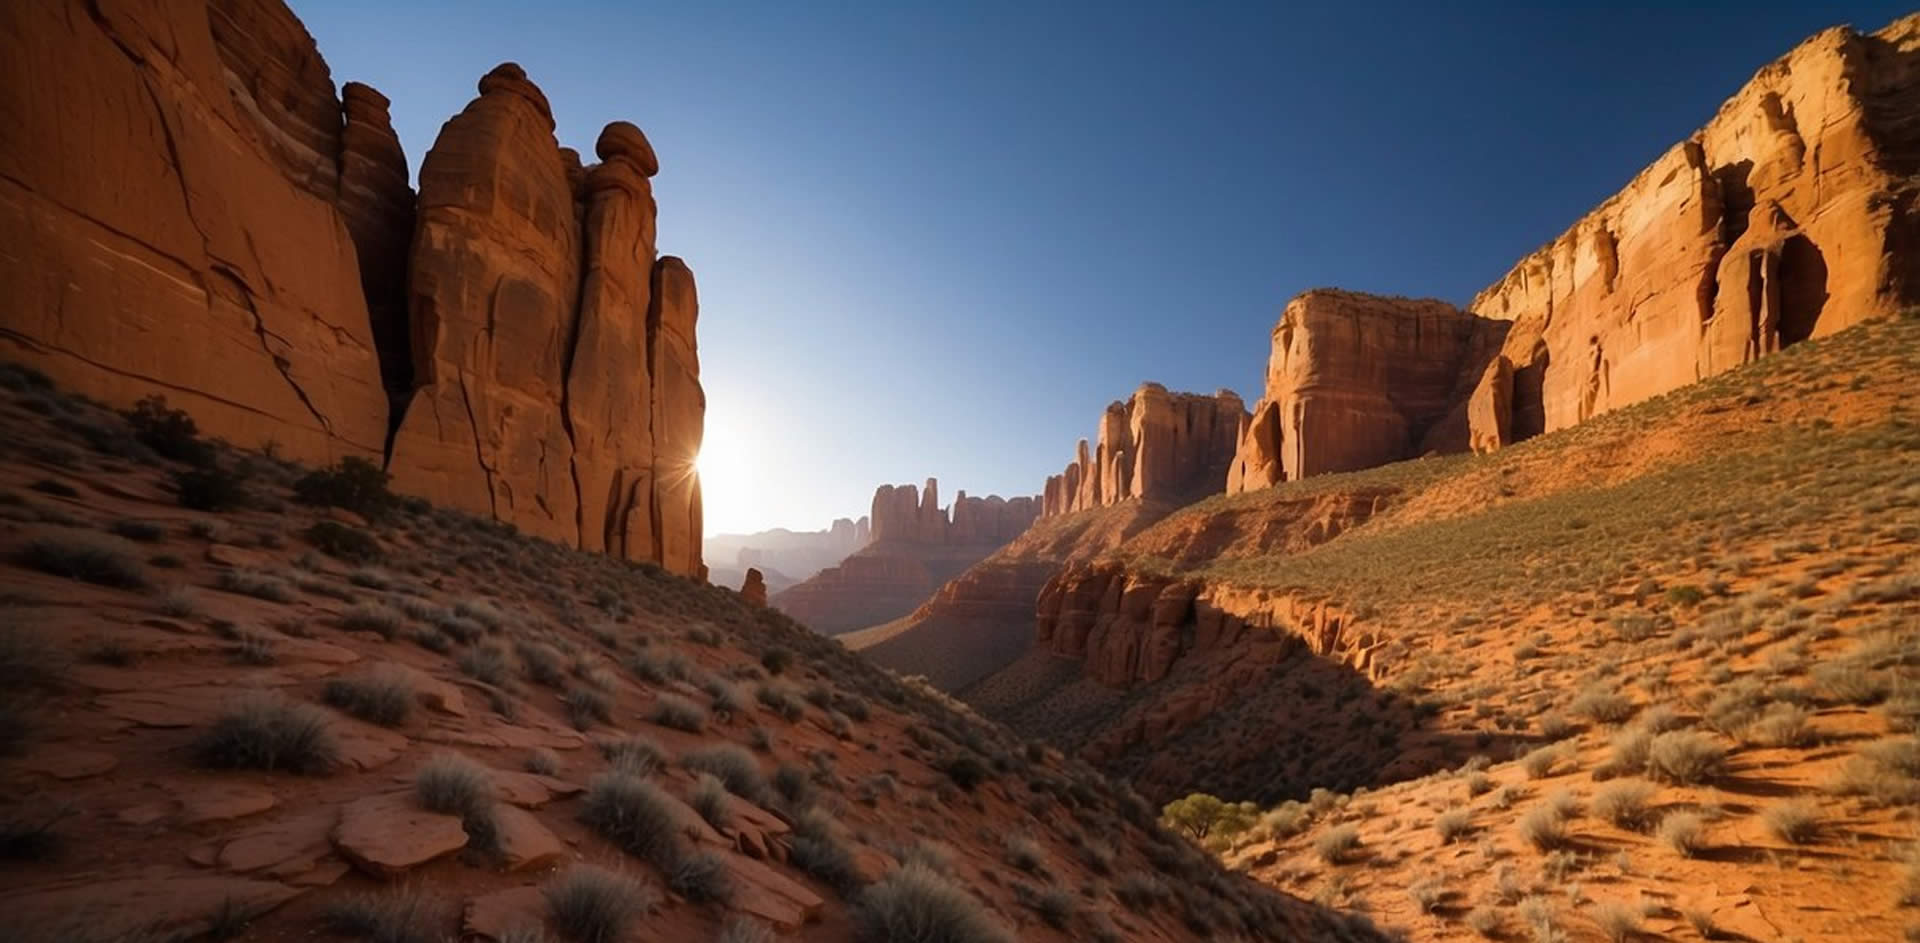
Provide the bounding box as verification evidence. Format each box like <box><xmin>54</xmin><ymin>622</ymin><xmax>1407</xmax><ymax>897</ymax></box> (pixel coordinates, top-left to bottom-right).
<box><xmin>1228</xmin><ymin>15</ymin><xmax>1920</xmax><ymax>491</ymax></box>
<box><xmin>773</xmin><ymin>479</ymin><xmax>1038</xmax><ymax>635</ymax></box>
<box><xmin>0</xmin><ymin>0</ymin><xmax>705</xmax><ymax>576</ymax></box>
<box><xmin>1042</xmin><ymin>384</ymin><xmax>1246</xmax><ymax>517</ymax></box>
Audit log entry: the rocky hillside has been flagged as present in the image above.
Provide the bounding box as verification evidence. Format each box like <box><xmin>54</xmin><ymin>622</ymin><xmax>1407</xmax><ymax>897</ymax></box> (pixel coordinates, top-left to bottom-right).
<box><xmin>772</xmin><ymin>481</ymin><xmax>1037</xmax><ymax>636</ymax></box>
<box><xmin>1183</xmin><ymin>313</ymin><xmax>1920</xmax><ymax>942</ymax></box>
<box><xmin>0</xmin><ymin>367</ymin><xmax>1388</xmax><ymax>942</ymax></box>
<box><xmin>0</xmin><ymin>0</ymin><xmax>705</xmax><ymax>574</ymax></box>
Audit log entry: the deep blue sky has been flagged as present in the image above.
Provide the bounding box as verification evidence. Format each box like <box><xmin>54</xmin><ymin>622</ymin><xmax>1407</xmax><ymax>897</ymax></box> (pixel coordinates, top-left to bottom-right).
<box><xmin>304</xmin><ymin>1</ymin><xmax>1910</xmax><ymax>536</ymax></box>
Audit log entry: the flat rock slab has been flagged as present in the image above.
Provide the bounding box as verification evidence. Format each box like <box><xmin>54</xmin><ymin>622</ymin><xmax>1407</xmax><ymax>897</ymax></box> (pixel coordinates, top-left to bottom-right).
<box><xmin>722</xmin><ymin>852</ymin><xmax>825</xmax><ymax>931</ymax></box>
<box><xmin>464</xmin><ymin>884</ymin><xmax>549</xmax><ymax>941</ymax></box>
<box><xmin>11</xmin><ymin>747</ymin><xmax>118</xmax><ymax>779</ymax></box>
<box><xmin>98</xmin><ymin>686</ymin><xmax>275</xmax><ymax>728</ymax></box>
<box><xmin>491</xmin><ymin>768</ymin><xmax>583</xmax><ymax>808</ymax></box>
<box><xmin>334</xmin><ymin>721</ymin><xmax>409</xmax><ymax>772</ymax></box>
<box><xmin>206</xmin><ymin>544</ymin><xmax>274</xmax><ymax>569</ymax></box>
<box><xmin>220</xmin><ymin>809</ymin><xmax>337</xmax><ymax>874</ymax></box>
<box><xmin>332</xmin><ymin>792</ymin><xmax>467</xmax><ymax>879</ymax></box>
<box><xmin>174</xmin><ymin>779</ymin><xmax>277</xmax><ymax>825</ymax></box>
<box><xmin>492</xmin><ymin>804</ymin><xmax>566</xmax><ymax>872</ymax></box>
<box><xmin>4</xmin><ymin>874</ymin><xmax>300</xmax><ymax>940</ymax></box>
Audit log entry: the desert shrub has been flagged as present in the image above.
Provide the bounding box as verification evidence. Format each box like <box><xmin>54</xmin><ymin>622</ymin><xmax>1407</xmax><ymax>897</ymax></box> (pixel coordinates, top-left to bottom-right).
<box><xmin>663</xmin><ymin>849</ymin><xmax>733</xmax><ymax>904</ymax></box>
<box><xmin>1763</xmin><ymin>801</ymin><xmax>1820</xmax><ymax>844</ymax></box>
<box><xmin>772</xmin><ymin>763</ymin><xmax>813</xmax><ymax>809</ymax></box>
<box><xmin>323</xmin><ymin>667</ymin><xmax>415</xmax><ymax>727</ymax></box>
<box><xmin>294</xmin><ymin>457</ymin><xmax>394</xmax><ymax>519</ymax></box>
<box><xmin>1003</xmin><ymin>832</ymin><xmax>1047</xmax><ymax>874</ymax></box>
<box><xmin>1592</xmin><ymin>780</ymin><xmax>1658</xmax><ymax>831</ymax></box>
<box><xmin>578</xmin><ymin>772</ymin><xmax>699</xmax><ymax>890</ymax></box>
<box><xmin>690</xmin><ymin>774</ymin><xmax>732</xmax><ymax>829</ymax></box>
<box><xmin>1435</xmin><ymin>807</ymin><xmax>1473</xmax><ymax>844</ymax></box>
<box><xmin>1658</xmin><ymin>811</ymin><xmax>1706</xmax><ymax>857</ymax></box>
<box><xmin>525</xmin><ymin>748</ymin><xmax>561</xmax><ymax>776</ymax></box>
<box><xmin>1646</xmin><ymin>731</ymin><xmax>1726</xmax><ymax>785</ymax></box>
<box><xmin>1019</xmin><ymin>883</ymin><xmax>1075</xmax><ymax>929</ymax></box>
<box><xmin>323</xmin><ymin>890</ymin><xmax>437</xmax><ymax>943</ymax></box>
<box><xmin>1570</xmin><ymin>686</ymin><xmax>1636</xmax><ymax>726</ymax></box>
<box><xmin>682</xmin><ymin>743</ymin><xmax>766</xmax><ymax>800</ymax></box>
<box><xmin>305</xmin><ymin>521</ymin><xmax>382</xmax><ymax>562</ymax></box>
<box><xmin>458</xmin><ymin>644</ymin><xmax>512</xmax><ymax>686</ymax></box>
<box><xmin>1314</xmin><ymin>824</ymin><xmax>1361</xmax><ymax>864</ymax></box>
<box><xmin>173</xmin><ymin>465</ymin><xmax>251</xmax><ymax>511</ymax></box>
<box><xmin>1407</xmin><ymin>876</ymin><xmax>1445</xmax><ymax>914</ymax></box>
<box><xmin>1814</xmin><ymin>662</ymin><xmax>1890</xmax><ymax>705</ymax></box>
<box><xmin>546</xmin><ymin>866</ymin><xmax>653</xmax><ymax>943</ymax></box>
<box><xmin>1522</xmin><ymin>744</ymin><xmax>1563</xmax><ymax>779</ymax></box>
<box><xmin>193</xmin><ymin>693</ymin><xmax>337</xmax><ymax>774</ymax></box>
<box><xmin>16</xmin><ymin>535</ymin><xmax>147</xmax><ymax>589</ymax></box>
<box><xmin>416</xmin><ymin>752</ymin><xmax>498</xmax><ymax>850</ymax></box>
<box><xmin>755</xmin><ymin>682</ymin><xmax>804</xmax><ymax>721</ymax></box>
<box><xmin>216</xmin><ymin>569</ymin><xmax>294</xmax><ymax>603</ymax></box>
<box><xmin>760</xmin><ymin>647</ymin><xmax>793</xmax><ymax>675</ymax></box>
<box><xmin>513</xmin><ymin>640</ymin><xmax>564</xmax><ymax>688</ymax></box>
<box><xmin>1464</xmin><ymin>906</ymin><xmax>1501</xmax><ymax>938</ymax></box>
<box><xmin>790</xmin><ymin>809</ymin><xmax>862</xmax><ymax>895</ymax></box>
<box><xmin>564</xmin><ymin>686</ymin><xmax>612</xmax><ymax>731</ymax></box>
<box><xmin>601</xmin><ymin>737</ymin><xmax>666</xmax><ymax>776</ymax></box>
<box><xmin>850</xmin><ymin>862</ymin><xmax>1013</xmax><ymax>943</ymax></box>
<box><xmin>339</xmin><ymin>602</ymin><xmax>403</xmax><ymax>638</ymax></box>
<box><xmin>1261</xmin><ymin>801</ymin><xmax>1309</xmax><ymax>839</ymax></box>
<box><xmin>1518</xmin><ymin>803</ymin><xmax>1568</xmax><ymax>851</ymax></box>
<box><xmin>125</xmin><ymin>396</ymin><xmax>213</xmax><ymax>466</ymax></box>
<box><xmin>1747</xmin><ymin>704</ymin><xmax>1817</xmax><ymax>748</ymax></box>
<box><xmin>1161</xmin><ymin>793</ymin><xmax>1257</xmax><ymax>842</ymax></box>
<box><xmin>1598</xmin><ymin>727</ymin><xmax>1653</xmax><ymax>779</ymax></box>
<box><xmin>650</xmin><ymin>694</ymin><xmax>707</xmax><ymax>733</ymax></box>
<box><xmin>1594</xmin><ymin>900</ymin><xmax>1641</xmax><ymax>943</ymax></box>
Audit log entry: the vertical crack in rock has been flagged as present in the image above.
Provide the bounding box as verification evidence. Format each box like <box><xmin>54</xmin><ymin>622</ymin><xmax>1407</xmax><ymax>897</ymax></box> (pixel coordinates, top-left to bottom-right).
<box><xmin>455</xmin><ymin>373</ymin><xmax>499</xmax><ymax>520</ymax></box>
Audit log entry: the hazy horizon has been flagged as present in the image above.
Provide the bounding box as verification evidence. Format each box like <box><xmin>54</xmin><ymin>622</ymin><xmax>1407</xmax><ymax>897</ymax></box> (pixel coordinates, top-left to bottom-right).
<box><xmin>301</xmin><ymin>0</ymin><xmax>1912</xmax><ymax>536</ymax></box>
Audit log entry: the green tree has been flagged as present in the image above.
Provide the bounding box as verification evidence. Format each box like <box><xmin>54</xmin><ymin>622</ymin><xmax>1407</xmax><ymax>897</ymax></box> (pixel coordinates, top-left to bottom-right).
<box><xmin>1162</xmin><ymin>793</ymin><xmax>1257</xmax><ymax>841</ymax></box>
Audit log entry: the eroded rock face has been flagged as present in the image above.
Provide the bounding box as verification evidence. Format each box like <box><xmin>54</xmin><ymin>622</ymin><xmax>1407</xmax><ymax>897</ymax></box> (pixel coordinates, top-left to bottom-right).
<box><xmin>1042</xmin><ymin>385</ymin><xmax>1246</xmax><ymax>517</ymax></box>
<box><xmin>740</xmin><ymin>567</ymin><xmax>768</xmax><ymax>607</ymax></box>
<box><xmin>867</xmin><ymin>479</ymin><xmax>1039</xmax><ymax>546</ymax></box>
<box><xmin>1227</xmin><ymin>17</ymin><xmax>1920</xmax><ymax>491</ymax></box>
<box><xmin>0</xmin><ymin>0</ymin><xmax>707</xmax><ymax>578</ymax></box>
<box><xmin>0</xmin><ymin>0</ymin><xmax>394</xmax><ymax>464</ymax></box>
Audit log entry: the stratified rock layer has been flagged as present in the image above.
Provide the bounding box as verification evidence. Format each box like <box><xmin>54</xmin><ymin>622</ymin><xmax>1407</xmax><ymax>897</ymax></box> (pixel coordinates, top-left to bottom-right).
<box><xmin>1042</xmin><ymin>385</ymin><xmax>1246</xmax><ymax>517</ymax></box>
<box><xmin>1228</xmin><ymin>16</ymin><xmax>1920</xmax><ymax>492</ymax></box>
<box><xmin>0</xmin><ymin>0</ymin><xmax>706</xmax><ymax>578</ymax></box>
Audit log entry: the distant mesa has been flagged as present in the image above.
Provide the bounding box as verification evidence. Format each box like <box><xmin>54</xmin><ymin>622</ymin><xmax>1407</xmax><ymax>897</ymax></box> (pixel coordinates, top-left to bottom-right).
<box><xmin>0</xmin><ymin>0</ymin><xmax>704</xmax><ymax>577</ymax></box>
<box><xmin>703</xmin><ymin>516</ymin><xmax>870</xmax><ymax>592</ymax></box>
<box><xmin>772</xmin><ymin>478</ymin><xmax>1039</xmax><ymax>635</ymax></box>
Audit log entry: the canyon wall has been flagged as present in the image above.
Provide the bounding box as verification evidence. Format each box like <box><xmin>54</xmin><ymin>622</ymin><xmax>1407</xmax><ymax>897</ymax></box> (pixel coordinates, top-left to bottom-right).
<box><xmin>1228</xmin><ymin>15</ymin><xmax>1920</xmax><ymax>493</ymax></box>
<box><xmin>1042</xmin><ymin>384</ymin><xmax>1246</xmax><ymax>517</ymax></box>
<box><xmin>772</xmin><ymin>479</ymin><xmax>1039</xmax><ymax>635</ymax></box>
<box><xmin>0</xmin><ymin>0</ymin><xmax>705</xmax><ymax>577</ymax></box>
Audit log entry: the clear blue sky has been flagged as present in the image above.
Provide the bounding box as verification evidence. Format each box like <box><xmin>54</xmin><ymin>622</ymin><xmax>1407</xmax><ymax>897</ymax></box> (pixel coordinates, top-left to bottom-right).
<box><xmin>303</xmin><ymin>1</ymin><xmax>1911</xmax><ymax>536</ymax></box>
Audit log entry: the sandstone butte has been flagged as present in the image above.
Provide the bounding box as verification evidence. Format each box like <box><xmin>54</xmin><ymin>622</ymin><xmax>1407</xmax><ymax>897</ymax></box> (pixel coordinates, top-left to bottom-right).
<box><xmin>771</xmin><ymin>479</ymin><xmax>1039</xmax><ymax>636</ymax></box>
<box><xmin>1226</xmin><ymin>16</ymin><xmax>1920</xmax><ymax>490</ymax></box>
<box><xmin>1042</xmin><ymin>384</ymin><xmax>1246</xmax><ymax>517</ymax></box>
<box><xmin>0</xmin><ymin>0</ymin><xmax>705</xmax><ymax>577</ymax></box>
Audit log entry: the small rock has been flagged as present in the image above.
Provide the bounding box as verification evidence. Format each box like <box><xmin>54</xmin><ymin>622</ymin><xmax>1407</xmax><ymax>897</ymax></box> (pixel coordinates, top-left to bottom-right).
<box><xmin>492</xmin><ymin>805</ymin><xmax>566</xmax><ymax>872</ymax></box>
<box><xmin>464</xmin><ymin>885</ymin><xmax>549</xmax><ymax>941</ymax></box>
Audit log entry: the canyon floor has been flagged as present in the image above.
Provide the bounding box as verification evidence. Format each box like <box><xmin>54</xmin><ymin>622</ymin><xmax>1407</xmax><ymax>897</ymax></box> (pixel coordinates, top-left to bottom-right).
<box><xmin>961</xmin><ymin>313</ymin><xmax>1920</xmax><ymax>941</ymax></box>
<box><xmin>0</xmin><ymin>365</ymin><xmax>1383</xmax><ymax>942</ymax></box>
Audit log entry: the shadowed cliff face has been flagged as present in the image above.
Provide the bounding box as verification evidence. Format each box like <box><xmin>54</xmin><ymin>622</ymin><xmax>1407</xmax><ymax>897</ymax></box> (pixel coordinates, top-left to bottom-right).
<box><xmin>1227</xmin><ymin>15</ymin><xmax>1920</xmax><ymax>496</ymax></box>
<box><xmin>0</xmin><ymin>0</ymin><xmax>705</xmax><ymax>577</ymax></box>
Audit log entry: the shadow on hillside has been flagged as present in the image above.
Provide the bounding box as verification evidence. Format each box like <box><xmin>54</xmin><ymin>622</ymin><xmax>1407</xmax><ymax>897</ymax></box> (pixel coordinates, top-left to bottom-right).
<box><xmin>1086</xmin><ymin>637</ymin><xmax>1541</xmax><ymax>805</ymax></box>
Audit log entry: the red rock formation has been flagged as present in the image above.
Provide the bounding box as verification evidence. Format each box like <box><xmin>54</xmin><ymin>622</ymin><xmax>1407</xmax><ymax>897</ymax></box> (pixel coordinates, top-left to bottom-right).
<box><xmin>1227</xmin><ymin>17</ymin><xmax>1920</xmax><ymax>491</ymax></box>
<box><xmin>740</xmin><ymin>568</ymin><xmax>768</xmax><ymax>607</ymax></box>
<box><xmin>0</xmin><ymin>0</ymin><xmax>395</xmax><ymax>464</ymax></box>
<box><xmin>0</xmin><ymin>0</ymin><xmax>708</xmax><ymax>578</ymax></box>
<box><xmin>773</xmin><ymin>479</ymin><xmax>1040</xmax><ymax>634</ymax></box>
<box><xmin>1041</xmin><ymin>385</ymin><xmax>1246</xmax><ymax>517</ymax></box>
